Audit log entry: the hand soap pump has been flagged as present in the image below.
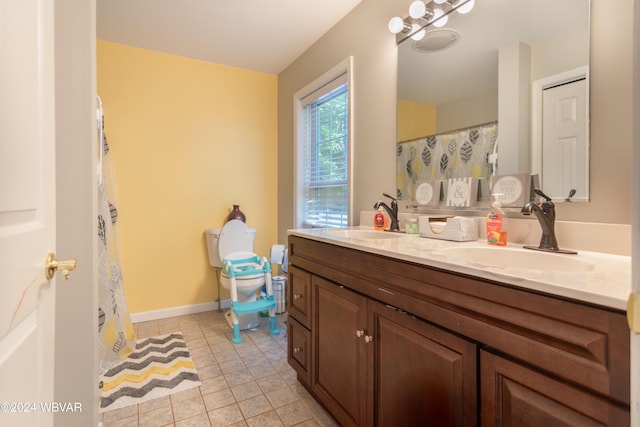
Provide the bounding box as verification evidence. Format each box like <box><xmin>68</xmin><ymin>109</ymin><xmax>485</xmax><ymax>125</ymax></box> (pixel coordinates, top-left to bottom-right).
<box><xmin>374</xmin><ymin>206</ymin><xmax>386</xmax><ymax>231</ymax></box>
<box><xmin>487</xmin><ymin>194</ymin><xmax>507</xmax><ymax>246</ymax></box>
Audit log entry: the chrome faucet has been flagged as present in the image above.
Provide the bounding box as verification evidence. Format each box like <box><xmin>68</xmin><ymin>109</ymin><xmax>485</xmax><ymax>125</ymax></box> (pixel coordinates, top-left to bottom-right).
<box><xmin>373</xmin><ymin>193</ymin><xmax>400</xmax><ymax>232</ymax></box>
<box><xmin>521</xmin><ymin>188</ymin><xmax>576</xmax><ymax>254</ymax></box>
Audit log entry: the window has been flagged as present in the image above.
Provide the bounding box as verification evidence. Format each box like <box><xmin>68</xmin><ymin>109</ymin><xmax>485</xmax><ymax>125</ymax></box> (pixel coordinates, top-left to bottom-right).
<box><xmin>295</xmin><ymin>58</ymin><xmax>352</xmax><ymax>228</ymax></box>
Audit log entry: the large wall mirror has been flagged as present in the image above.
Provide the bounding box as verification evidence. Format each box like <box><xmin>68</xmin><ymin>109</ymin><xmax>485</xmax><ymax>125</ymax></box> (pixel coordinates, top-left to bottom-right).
<box><xmin>396</xmin><ymin>0</ymin><xmax>590</xmax><ymax>204</ymax></box>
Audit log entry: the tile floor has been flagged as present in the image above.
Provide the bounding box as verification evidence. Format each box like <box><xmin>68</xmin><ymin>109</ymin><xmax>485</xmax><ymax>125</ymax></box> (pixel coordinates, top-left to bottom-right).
<box><xmin>100</xmin><ymin>310</ymin><xmax>338</xmax><ymax>427</ymax></box>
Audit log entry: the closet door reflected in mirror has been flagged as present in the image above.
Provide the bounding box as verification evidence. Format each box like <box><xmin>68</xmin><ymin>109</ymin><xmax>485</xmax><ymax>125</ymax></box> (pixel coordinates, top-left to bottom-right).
<box><xmin>535</xmin><ymin>69</ymin><xmax>589</xmax><ymax>202</ymax></box>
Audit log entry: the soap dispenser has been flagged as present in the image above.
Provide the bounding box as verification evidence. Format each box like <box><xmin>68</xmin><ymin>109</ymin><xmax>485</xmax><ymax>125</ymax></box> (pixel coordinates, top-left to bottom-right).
<box><xmin>374</xmin><ymin>206</ymin><xmax>386</xmax><ymax>230</ymax></box>
<box><xmin>486</xmin><ymin>194</ymin><xmax>507</xmax><ymax>246</ymax></box>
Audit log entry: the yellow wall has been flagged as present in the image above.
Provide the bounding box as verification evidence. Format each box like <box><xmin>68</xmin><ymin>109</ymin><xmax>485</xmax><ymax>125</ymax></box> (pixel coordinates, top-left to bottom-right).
<box><xmin>396</xmin><ymin>99</ymin><xmax>436</xmax><ymax>142</ymax></box>
<box><xmin>97</xmin><ymin>40</ymin><xmax>278</xmax><ymax>314</ymax></box>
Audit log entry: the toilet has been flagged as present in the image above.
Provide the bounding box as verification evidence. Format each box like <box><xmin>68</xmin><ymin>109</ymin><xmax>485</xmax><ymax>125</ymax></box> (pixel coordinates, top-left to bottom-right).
<box><xmin>205</xmin><ymin>220</ymin><xmax>279</xmax><ymax>343</ymax></box>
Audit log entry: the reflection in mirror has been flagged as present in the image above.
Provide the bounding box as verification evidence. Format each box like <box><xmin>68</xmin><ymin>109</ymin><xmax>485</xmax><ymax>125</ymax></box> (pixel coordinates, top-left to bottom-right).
<box><xmin>396</xmin><ymin>0</ymin><xmax>590</xmax><ymax>204</ymax></box>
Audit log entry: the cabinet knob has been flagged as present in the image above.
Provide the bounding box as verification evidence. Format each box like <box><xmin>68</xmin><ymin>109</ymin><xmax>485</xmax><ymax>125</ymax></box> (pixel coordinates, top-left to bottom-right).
<box><xmin>364</xmin><ymin>335</ymin><xmax>374</xmax><ymax>343</ymax></box>
<box><xmin>356</xmin><ymin>330</ymin><xmax>364</xmax><ymax>338</ymax></box>
<box><xmin>293</xmin><ymin>347</ymin><xmax>302</xmax><ymax>353</ymax></box>
<box><xmin>293</xmin><ymin>294</ymin><xmax>303</xmax><ymax>300</ymax></box>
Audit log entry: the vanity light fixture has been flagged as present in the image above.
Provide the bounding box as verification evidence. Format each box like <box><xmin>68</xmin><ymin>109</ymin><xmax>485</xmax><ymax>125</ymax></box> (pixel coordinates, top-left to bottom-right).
<box><xmin>456</xmin><ymin>0</ymin><xmax>475</xmax><ymax>14</ymax></box>
<box><xmin>388</xmin><ymin>0</ymin><xmax>475</xmax><ymax>44</ymax></box>
<box><xmin>432</xmin><ymin>8</ymin><xmax>448</xmax><ymax>27</ymax></box>
<box><xmin>388</xmin><ymin>16</ymin><xmax>411</xmax><ymax>34</ymax></box>
<box><xmin>409</xmin><ymin>1</ymin><xmax>428</xmax><ymax>19</ymax></box>
<box><xmin>411</xmin><ymin>24</ymin><xmax>426</xmax><ymax>41</ymax></box>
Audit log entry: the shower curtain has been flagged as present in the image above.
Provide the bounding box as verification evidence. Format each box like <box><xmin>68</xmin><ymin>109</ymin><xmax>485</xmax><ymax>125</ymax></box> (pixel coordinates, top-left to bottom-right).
<box><xmin>97</xmin><ymin>97</ymin><xmax>136</xmax><ymax>375</ymax></box>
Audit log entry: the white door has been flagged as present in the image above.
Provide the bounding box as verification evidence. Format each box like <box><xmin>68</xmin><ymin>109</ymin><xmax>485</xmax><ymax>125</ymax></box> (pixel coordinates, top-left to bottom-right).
<box><xmin>0</xmin><ymin>0</ymin><xmax>61</xmax><ymax>425</ymax></box>
<box><xmin>541</xmin><ymin>77</ymin><xmax>589</xmax><ymax>202</ymax></box>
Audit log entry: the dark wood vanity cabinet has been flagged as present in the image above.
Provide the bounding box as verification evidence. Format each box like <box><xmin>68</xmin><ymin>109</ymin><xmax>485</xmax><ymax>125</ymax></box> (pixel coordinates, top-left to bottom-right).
<box><xmin>287</xmin><ymin>235</ymin><xmax>630</xmax><ymax>426</ymax></box>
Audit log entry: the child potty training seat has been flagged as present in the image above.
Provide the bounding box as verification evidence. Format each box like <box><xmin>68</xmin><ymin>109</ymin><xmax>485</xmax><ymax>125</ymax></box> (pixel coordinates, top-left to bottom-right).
<box><xmin>222</xmin><ymin>254</ymin><xmax>279</xmax><ymax>344</ymax></box>
<box><xmin>215</xmin><ymin>220</ymin><xmax>279</xmax><ymax>344</ymax></box>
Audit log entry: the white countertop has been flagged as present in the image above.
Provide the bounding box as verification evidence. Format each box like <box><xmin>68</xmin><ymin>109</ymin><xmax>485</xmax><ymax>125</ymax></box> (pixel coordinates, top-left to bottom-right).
<box><xmin>288</xmin><ymin>227</ymin><xmax>631</xmax><ymax>311</ymax></box>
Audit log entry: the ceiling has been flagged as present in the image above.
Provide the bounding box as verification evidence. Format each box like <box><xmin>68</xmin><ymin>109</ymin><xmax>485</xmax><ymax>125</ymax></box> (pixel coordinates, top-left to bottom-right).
<box><xmin>97</xmin><ymin>0</ymin><xmax>363</xmax><ymax>74</ymax></box>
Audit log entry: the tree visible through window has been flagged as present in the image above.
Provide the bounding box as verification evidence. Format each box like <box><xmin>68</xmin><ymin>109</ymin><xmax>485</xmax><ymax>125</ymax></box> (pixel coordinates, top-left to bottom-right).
<box><xmin>301</xmin><ymin>82</ymin><xmax>349</xmax><ymax>228</ymax></box>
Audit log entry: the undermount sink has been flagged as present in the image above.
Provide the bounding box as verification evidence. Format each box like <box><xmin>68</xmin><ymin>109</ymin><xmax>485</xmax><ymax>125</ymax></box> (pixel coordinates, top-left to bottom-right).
<box><xmin>438</xmin><ymin>246</ymin><xmax>595</xmax><ymax>272</ymax></box>
<box><xmin>327</xmin><ymin>230</ymin><xmax>403</xmax><ymax>241</ymax></box>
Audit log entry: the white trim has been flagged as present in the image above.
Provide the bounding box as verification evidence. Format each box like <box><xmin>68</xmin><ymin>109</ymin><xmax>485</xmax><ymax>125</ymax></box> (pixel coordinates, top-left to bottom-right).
<box><xmin>531</xmin><ymin>66</ymin><xmax>590</xmax><ymax>200</ymax></box>
<box><xmin>293</xmin><ymin>56</ymin><xmax>354</xmax><ymax>228</ymax></box>
<box><xmin>347</xmin><ymin>57</ymin><xmax>354</xmax><ymax>228</ymax></box>
<box><xmin>130</xmin><ymin>300</ymin><xmax>231</xmax><ymax>323</ymax></box>
<box><xmin>631</xmin><ymin>0</ymin><xmax>640</xmax><ymax>424</ymax></box>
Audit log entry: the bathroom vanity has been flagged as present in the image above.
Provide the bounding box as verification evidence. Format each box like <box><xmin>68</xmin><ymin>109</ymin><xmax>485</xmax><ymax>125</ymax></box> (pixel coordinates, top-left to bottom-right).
<box><xmin>286</xmin><ymin>228</ymin><xmax>630</xmax><ymax>426</ymax></box>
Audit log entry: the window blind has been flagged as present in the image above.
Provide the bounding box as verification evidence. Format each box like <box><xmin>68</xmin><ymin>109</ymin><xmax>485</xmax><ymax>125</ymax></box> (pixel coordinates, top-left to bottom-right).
<box><xmin>301</xmin><ymin>81</ymin><xmax>349</xmax><ymax>228</ymax></box>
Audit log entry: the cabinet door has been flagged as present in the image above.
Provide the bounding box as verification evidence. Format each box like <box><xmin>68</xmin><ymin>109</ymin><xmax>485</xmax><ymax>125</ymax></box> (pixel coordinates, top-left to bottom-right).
<box><xmin>288</xmin><ymin>317</ymin><xmax>311</xmax><ymax>386</ymax></box>
<box><xmin>368</xmin><ymin>301</ymin><xmax>478</xmax><ymax>427</ymax></box>
<box><xmin>288</xmin><ymin>265</ymin><xmax>312</xmax><ymax>328</ymax></box>
<box><xmin>481</xmin><ymin>350</ymin><xmax>629</xmax><ymax>426</ymax></box>
<box><xmin>312</xmin><ymin>276</ymin><xmax>367</xmax><ymax>427</ymax></box>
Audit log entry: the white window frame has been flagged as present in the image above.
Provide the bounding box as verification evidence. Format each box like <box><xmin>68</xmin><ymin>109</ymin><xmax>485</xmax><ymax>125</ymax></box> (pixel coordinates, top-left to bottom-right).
<box><xmin>293</xmin><ymin>57</ymin><xmax>354</xmax><ymax>228</ymax></box>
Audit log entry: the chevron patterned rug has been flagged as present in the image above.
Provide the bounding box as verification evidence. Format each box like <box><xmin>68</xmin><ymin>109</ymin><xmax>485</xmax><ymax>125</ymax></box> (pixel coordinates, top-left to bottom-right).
<box><xmin>99</xmin><ymin>332</ymin><xmax>201</xmax><ymax>413</ymax></box>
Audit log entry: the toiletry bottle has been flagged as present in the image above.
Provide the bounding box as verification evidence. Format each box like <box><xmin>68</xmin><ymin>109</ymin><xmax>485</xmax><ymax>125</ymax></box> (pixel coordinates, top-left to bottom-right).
<box><xmin>486</xmin><ymin>195</ymin><xmax>507</xmax><ymax>246</ymax></box>
<box><xmin>405</xmin><ymin>217</ymin><xmax>419</xmax><ymax>234</ymax></box>
<box><xmin>374</xmin><ymin>207</ymin><xmax>386</xmax><ymax>230</ymax></box>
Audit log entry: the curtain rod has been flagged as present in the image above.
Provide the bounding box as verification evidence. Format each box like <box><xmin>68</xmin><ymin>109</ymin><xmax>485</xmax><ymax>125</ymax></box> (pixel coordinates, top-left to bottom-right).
<box><xmin>398</xmin><ymin>120</ymin><xmax>497</xmax><ymax>144</ymax></box>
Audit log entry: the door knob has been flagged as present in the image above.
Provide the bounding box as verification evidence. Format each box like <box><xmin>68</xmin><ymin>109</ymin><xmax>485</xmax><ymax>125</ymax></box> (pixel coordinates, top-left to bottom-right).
<box><xmin>45</xmin><ymin>252</ymin><xmax>77</xmax><ymax>280</ymax></box>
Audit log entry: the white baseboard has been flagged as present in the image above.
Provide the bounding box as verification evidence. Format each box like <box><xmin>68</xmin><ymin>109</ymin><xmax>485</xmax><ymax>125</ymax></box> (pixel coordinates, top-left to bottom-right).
<box><xmin>131</xmin><ymin>300</ymin><xmax>232</xmax><ymax>323</ymax></box>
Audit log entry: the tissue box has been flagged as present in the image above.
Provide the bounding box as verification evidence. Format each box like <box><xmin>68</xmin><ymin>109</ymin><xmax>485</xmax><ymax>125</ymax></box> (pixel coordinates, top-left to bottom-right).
<box><xmin>419</xmin><ymin>216</ymin><xmax>478</xmax><ymax>242</ymax></box>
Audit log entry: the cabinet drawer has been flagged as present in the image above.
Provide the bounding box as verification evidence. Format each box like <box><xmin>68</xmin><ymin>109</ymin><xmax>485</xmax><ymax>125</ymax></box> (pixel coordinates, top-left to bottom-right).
<box><xmin>288</xmin><ymin>265</ymin><xmax>312</xmax><ymax>328</ymax></box>
<box><xmin>288</xmin><ymin>317</ymin><xmax>311</xmax><ymax>386</ymax></box>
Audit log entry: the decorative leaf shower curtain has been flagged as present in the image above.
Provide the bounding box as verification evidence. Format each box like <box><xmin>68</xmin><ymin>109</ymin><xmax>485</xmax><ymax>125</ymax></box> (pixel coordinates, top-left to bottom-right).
<box><xmin>97</xmin><ymin>97</ymin><xmax>136</xmax><ymax>375</ymax></box>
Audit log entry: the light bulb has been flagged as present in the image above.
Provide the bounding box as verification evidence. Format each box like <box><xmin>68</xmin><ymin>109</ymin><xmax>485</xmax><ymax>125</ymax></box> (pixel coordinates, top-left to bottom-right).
<box><xmin>433</xmin><ymin>0</ymin><xmax>447</xmax><ymax>4</ymax></box>
<box><xmin>456</xmin><ymin>0</ymin><xmax>475</xmax><ymax>14</ymax></box>
<box><xmin>409</xmin><ymin>1</ymin><xmax>426</xmax><ymax>19</ymax></box>
<box><xmin>432</xmin><ymin>8</ymin><xmax>448</xmax><ymax>27</ymax></box>
<box><xmin>411</xmin><ymin>24</ymin><xmax>426</xmax><ymax>41</ymax></box>
<box><xmin>388</xmin><ymin>16</ymin><xmax>405</xmax><ymax>34</ymax></box>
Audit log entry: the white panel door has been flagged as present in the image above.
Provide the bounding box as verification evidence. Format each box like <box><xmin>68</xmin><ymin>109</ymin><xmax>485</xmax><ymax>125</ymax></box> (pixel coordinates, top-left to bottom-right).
<box><xmin>0</xmin><ymin>0</ymin><xmax>58</xmax><ymax>425</ymax></box>
<box><xmin>541</xmin><ymin>78</ymin><xmax>588</xmax><ymax>202</ymax></box>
